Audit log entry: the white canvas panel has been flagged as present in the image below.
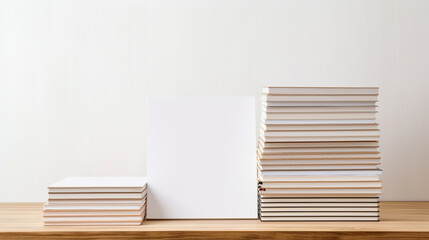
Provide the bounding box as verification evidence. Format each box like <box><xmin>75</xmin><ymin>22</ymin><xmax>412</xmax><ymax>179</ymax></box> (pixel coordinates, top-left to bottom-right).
<box><xmin>147</xmin><ymin>97</ymin><xmax>257</xmax><ymax>219</ymax></box>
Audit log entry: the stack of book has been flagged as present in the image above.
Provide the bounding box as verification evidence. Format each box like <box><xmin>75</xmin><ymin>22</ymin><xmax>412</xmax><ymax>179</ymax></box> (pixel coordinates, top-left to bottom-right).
<box><xmin>258</xmin><ymin>87</ymin><xmax>381</xmax><ymax>221</ymax></box>
<box><xmin>43</xmin><ymin>177</ymin><xmax>147</xmax><ymax>226</ymax></box>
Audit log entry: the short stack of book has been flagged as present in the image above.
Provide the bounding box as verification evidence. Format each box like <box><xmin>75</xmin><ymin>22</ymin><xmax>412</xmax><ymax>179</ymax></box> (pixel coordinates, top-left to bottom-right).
<box><xmin>44</xmin><ymin>177</ymin><xmax>147</xmax><ymax>226</ymax></box>
<box><xmin>258</xmin><ymin>87</ymin><xmax>381</xmax><ymax>221</ymax></box>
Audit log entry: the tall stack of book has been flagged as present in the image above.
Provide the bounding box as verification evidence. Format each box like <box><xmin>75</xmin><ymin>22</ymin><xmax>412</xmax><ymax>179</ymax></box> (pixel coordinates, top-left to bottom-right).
<box><xmin>258</xmin><ymin>87</ymin><xmax>381</xmax><ymax>221</ymax></box>
<box><xmin>44</xmin><ymin>177</ymin><xmax>147</xmax><ymax>225</ymax></box>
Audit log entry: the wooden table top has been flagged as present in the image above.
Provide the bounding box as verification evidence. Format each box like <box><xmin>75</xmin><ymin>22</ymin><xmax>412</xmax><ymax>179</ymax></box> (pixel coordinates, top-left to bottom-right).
<box><xmin>1</xmin><ymin>201</ymin><xmax>429</xmax><ymax>239</ymax></box>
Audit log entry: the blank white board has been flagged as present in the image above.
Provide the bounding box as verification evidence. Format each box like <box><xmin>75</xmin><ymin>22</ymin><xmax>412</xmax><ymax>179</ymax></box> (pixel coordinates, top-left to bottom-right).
<box><xmin>147</xmin><ymin>97</ymin><xmax>257</xmax><ymax>219</ymax></box>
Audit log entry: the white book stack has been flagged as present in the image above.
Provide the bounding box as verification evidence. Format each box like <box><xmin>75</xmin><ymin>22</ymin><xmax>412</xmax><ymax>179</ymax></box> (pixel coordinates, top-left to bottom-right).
<box><xmin>44</xmin><ymin>177</ymin><xmax>147</xmax><ymax>226</ymax></box>
<box><xmin>258</xmin><ymin>87</ymin><xmax>381</xmax><ymax>222</ymax></box>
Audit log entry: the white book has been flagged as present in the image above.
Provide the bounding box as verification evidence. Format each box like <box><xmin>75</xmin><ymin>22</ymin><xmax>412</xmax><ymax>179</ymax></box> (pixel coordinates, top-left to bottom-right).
<box><xmin>259</xmin><ymin>140</ymin><xmax>379</xmax><ymax>148</ymax></box>
<box><xmin>258</xmin><ymin>159</ymin><xmax>381</xmax><ymax>165</ymax></box>
<box><xmin>258</xmin><ymin>165</ymin><xmax>379</xmax><ymax>171</ymax></box>
<box><xmin>258</xmin><ymin>153</ymin><xmax>380</xmax><ymax>159</ymax></box>
<box><xmin>259</xmin><ymin>175</ymin><xmax>381</xmax><ymax>182</ymax></box>
<box><xmin>48</xmin><ymin>192</ymin><xmax>146</xmax><ymax>200</ymax></box>
<box><xmin>260</xmin><ymin>202</ymin><xmax>379</xmax><ymax>207</ymax></box>
<box><xmin>43</xmin><ymin>209</ymin><xmax>145</xmax><ymax>217</ymax></box>
<box><xmin>49</xmin><ymin>187</ymin><xmax>146</xmax><ymax>193</ymax></box>
<box><xmin>260</xmin><ymin>135</ymin><xmax>380</xmax><ymax>142</ymax></box>
<box><xmin>262</xmin><ymin>106</ymin><xmax>377</xmax><ymax>113</ymax></box>
<box><xmin>260</xmin><ymin>130</ymin><xmax>380</xmax><ymax>138</ymax></box>
<box><xmin>43</xmin><ymin>216</ymin><xmax>144</xmax><ymax>223</ymax></box>
<box><xmin>44</xmin><ymin>203</ymin><xmax>145</xmax><ymax>211</ymax></box>
<box><xmin>262</xmin><ymin>87</ymin><xmax>379</xmax><ymax>95</ymax></box>
<box><xmin>260</xmin><ymin>170</ymin><xmax>382</xmax><ymax>177</ymax></box>
<box><xmin>260</xmin><ymin>212</ymin><xmax>379</xmax><ymax>217</ymax></box>
<box><xmin>259</xmin><ymin>188</ymin><xmax>382</xmax><ymax>195</ymax></box>
<box><xmin>260</xmin><ymin>195</ymin><xmax>380</xmax><ymax>199</ymax></box>
<box><xmin>258</xmin><ymin>147</ymin><xmax>379</xmax><ymax>154</ymax></box>
<box><xmin>261</xmin><ymin>124</ymin><xmax>379</xmax><ymax>131</ymax></box>
<box><xmin>48</xmin><ymin>177</ymin><xmax>147</xmax><ymax>193</ymax></box>
<box><xmin>44</xmin><ymin>221</ymin><xmax>144</xmax><ymax>226</ymax></box>
<box><xmin>260</xmin><ymin>216</ymin><xmax>379</xmax><ymax>221</ymax></box>
<box><xmin>259</xmin><ymin>182</ymin><xmax>382</xmax><ymax>189</ymax></box>
<box><xmin>46</xmin><ymin>199</ymin><xmax>145</xmax><ymax>205</ymax></box>
<box><xmin>262</xmin><ymin>111</ymin><xmax>376</xmax><ymax>120</ymax></box>
<box><xmin>259</xmin><ymin>197</ymin><xmax>379</xmax><ymax>203</ymax></box>
<box><xmin>262</xmin><ymin>119</ymin><xmax>377</xmax><ymax>125</ymax></box>
<box><xmin>262</xmin><ymin>94</ymin><xmax>378</xmax><ymax>102</ymax></box>
<box><xmin>264</xmin><ymin>101</ymin><xmax>376</xmax><ymax>107</ymax></box>
<box><xmin>260</xmin><ymin>207</ymin><xmax>378</xmax><ymax>212</ymax></box>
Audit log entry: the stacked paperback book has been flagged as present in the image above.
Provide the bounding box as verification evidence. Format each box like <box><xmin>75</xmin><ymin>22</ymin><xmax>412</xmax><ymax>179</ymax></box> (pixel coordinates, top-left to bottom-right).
<box><xmin>258</xmin><ymin>87</ymin><xmax>381</xmax><ymax>221</ymax></box>
<box><xmin>44</xmin><ymin>177</ymin><xmax>147</xmax><ymax>226</ymax></box>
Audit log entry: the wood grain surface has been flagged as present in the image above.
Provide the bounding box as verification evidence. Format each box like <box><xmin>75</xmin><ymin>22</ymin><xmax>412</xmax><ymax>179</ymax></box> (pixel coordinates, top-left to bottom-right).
<box><xmin>1</xmin><ymin>202</ymin><xmax>429</xmax><ymax>239</ymax></box>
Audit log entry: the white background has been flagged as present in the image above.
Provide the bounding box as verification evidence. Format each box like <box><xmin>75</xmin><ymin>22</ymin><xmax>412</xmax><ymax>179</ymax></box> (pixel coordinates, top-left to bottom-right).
<box><xmin>1</xmin><ymin>0</ymin><xmax>428</xmax><ymax>201</ymax></box>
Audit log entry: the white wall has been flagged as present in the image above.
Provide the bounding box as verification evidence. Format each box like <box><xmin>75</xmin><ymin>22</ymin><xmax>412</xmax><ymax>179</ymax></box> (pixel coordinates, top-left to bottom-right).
<box><xmin>1</xmin><ymin>0</ymin><xmax>428</xmax><ymax>202</ymax></box>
